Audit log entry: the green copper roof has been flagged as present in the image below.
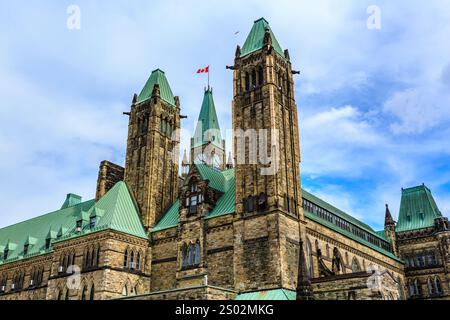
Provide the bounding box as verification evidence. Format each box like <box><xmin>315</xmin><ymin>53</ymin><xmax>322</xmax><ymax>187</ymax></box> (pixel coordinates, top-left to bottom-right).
<box><xmin>0</xmin><ymin>182</ymin><xmax>147</xmax><ymax>266</ymax></box>
<box><xmin>302</xmin><ymin>189</ymin><xmax>376</xmax><ymax>234</ymax></box>
<box><xmin>235</xmin><ymin>289</ymin><xmax>296</xmax><ymax>300</ymax></box>
<box><xmin>152</xmin><ymin>200</ymin><xmax>180</xmax><ymax>232</ymax></box>
<box><xmin>375</xmin><ymin>230</ymin><xmax>388</xmax><ymax>241</ymax></box>
<box><xmin>137</xmin><ymin>69</ymin><xmax>176</xmax><ymax>106</ymax></box>
<box><xmin>397</xmin><ymin>185</ymin><xmax>442</xmax><ymax>232</ymax></box>
<box><xmin>192</xmin><ymin>89</ymin><xmax>224</xmax><ymax>150</ymax></box>
<box><xmin>152</xmin><ymin>166</ymin><xmax>235</xmax><ymax>232</ymax></box>
<box><xmin>151</xmin><ymin>168</ymin><xmax>401</xmax><ymax>263</ymax></box>
<box><xmin>61</xmin><ymin>193</ymin><xmax>82</xmax><ymax>209</ymax></box>
<box><xmin>241</xmin><ymin>18</ymin><xmax>284</xmax><ymax>58</ymax></box>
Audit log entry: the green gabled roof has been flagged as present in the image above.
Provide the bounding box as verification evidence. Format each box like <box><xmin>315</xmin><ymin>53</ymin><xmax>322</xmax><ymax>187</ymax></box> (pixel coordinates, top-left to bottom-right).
<box><xmin>0</xmin><ymin>199</ymin><xmax>95</xmax><ymax>264</ymax></box>
<box><xmin>192</xmin><ymin>89</ymin><xmax>224</xmax><ymax>150</ymax></box>
<box><xmin>235</xmin><ymin>289</ymin><xmax>296</xmax><ymax>300</ymax></box>
<box><xmin>240</xmin><ymin>18</ymin><xmax>285</xmax><ymax>58</ymax></box>
<box><xmin>56</xmin><ymin>181</ymin><xmax>148</xmax><ymax>242</ymax></box>
<box><xmin>397</xmin><ymin>185</ymin><xmax>442</xmax><ymax>232</ymax></box>
<box><xmin>137</xmin><ymin>69</ymin><xmax>176</xmax><ymax>106</ymax></box>
<box><xmin>195</xmin><ymin>164</ymin><xmax>228</xmax><ymax>193</ymax></box>
<box><xmin>152</xmin><ymin>168</ymin><xmax>236</xmax><ymax>232</ymax></box>
<box><xmin>152</xmin><ymin>200</ymin><xmax>180</xmax><ymax>232</ymax></box>
<box><xmin>302</xmin><ymin>189</ymin><xmax>376</xmax><ymax>234</ymax></box>
<box><xmin>0</xmin><ymin>181</ymin><xmax>147</xmax><ymax>266</ymax></box>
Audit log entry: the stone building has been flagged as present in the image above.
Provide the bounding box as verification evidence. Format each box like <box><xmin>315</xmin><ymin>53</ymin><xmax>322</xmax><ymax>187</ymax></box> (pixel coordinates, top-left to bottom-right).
<box><xmin>0</xmin><ymin>18</ymin><xmax>449</xmax><ymax>301</ymax></box>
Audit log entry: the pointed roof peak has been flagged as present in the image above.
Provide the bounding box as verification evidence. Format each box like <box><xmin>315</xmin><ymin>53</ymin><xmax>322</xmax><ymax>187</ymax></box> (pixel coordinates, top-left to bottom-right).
<box><xmin>192</xmin><ymin>89</ymin><xmax>224</xmax><ymax>150</ymax></box>
<box><xmin>385</xmin><ymin>204</ymin><xmax>395</xmax><ymax>226</ymax></box>
<box><xmin>137</xmin><ymin>68</ymin><xmax>175</xmax><ymax>106</ymax></box>
<box><xmin>240</xmin><ymin>18</ymin><xmax>284</xmax><ymax>58</ymax></box>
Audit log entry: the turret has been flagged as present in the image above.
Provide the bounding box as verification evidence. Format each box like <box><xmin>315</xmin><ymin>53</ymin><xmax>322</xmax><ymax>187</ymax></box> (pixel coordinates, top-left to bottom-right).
<box><xmin>384</xmin><ymin>204</ymin><xmax>399</xmax><ymax>256</ymax></box>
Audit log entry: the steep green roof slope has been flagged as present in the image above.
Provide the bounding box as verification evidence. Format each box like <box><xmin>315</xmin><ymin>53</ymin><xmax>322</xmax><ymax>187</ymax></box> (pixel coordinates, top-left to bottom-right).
<box><xmin>137</xmin><ymin>69</ymin><xmax>176</xmax><ymax>106</ymax></box>
<box><xmin>241</xmin><ymin>18</ymin><xmax>285</xmax><ymax>58</ymax></box>
<box><xmin>0</xmin><ymin>182</ymin><xmax>147</xmax><ymax>266</ymax></box>
<box><xmin>397</xmin><ymin>185</ymin><xmax>442</xmax><ymax>232</ymax></box>
<box><xmin>192</xmin><ymin>89</ymin><xmax>224</xmax><ymax>149</ymax></box>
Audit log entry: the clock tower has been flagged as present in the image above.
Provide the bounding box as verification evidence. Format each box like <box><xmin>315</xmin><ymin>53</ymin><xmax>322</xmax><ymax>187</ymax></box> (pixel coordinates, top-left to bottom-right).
<box><xmin>190</xmin><ymin>88</ymin><xmax>226</xmax><ymax>170</ymax></box>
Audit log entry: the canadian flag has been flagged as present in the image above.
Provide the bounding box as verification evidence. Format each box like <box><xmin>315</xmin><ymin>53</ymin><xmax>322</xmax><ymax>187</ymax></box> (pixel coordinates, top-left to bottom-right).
<box><xmin>197</xmin><ymin>66</ymin><xmax>209</xmax><ymax>73</ymax></box>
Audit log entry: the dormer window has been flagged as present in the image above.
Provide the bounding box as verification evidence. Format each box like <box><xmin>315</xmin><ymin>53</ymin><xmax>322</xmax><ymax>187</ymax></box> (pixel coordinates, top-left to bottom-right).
<box><xmin>45</xmin><ymin>239</ymin><xmax>51</xmax><ymax>250</ymax></box>
<box><xmin>89</xmin><ymin>217</ymin><xmax>96</xmax><ymax>229</ymax></box>
<box><xmin>23</xmin><ymin>244</ymin><xmax>29</xmax><ymax>255</ymax></box>
<box><xmin>3</xmin><ymin>249</ymin><xmax>8</xmax><ymax>260</ymax></box>
<box><xmin>76</xmin><ymin>220</ymin><xmax>83</xmax><ymax>232</ymax></box>
<box><xmin>186</xmin><ymin>182</ymin><xmax>203</xmax><ymax>215</ymax></box>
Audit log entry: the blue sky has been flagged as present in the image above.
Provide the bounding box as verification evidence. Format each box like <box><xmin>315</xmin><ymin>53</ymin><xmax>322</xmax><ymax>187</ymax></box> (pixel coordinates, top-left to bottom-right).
<box><xmin>1</xmin><ymin>0</ymin><xmax>450</xmax><ymax>230</ymax></box>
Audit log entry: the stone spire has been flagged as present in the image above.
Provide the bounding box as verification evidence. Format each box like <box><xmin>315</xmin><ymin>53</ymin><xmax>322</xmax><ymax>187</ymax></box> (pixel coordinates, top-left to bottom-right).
<box><xmin>182</xmin><ymin>149</ymin><xmax>189</xmax><ymax>177</ymax></box>
<box><xmin>296</xmin><ymin>241</ymin><xmax>314</xmax><ymax>300</ymax></box>
<box><xmin>385</xmin><ymin>204</ymin><xmax>395</xmax><ymax>226</ymax></box>
<box><xmin>226</xmin><ymin>152</ymin><xmax>233</xmax><ymax>169</ymax></box>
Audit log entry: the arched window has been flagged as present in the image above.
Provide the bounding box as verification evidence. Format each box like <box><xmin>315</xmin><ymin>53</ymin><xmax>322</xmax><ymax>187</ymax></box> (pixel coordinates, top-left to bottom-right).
<box><xmin>435</xmin><ymin>277</ymin><xmax>442</xmax><ymax>294</ymax></box>
<box><xmin>96</xmin><ymin>247</ymin><xmax>100</xmax><ymax>266</ymax></box>
<box><xmin>251</xmin><ymin>69</ymin><xmax>256</xmax><ymax>88</ymax></box>
<box><xmin>182</xmin><ymin>243</ymin><xmax>188</xmax><ymax>268</ymax></box>
<box><xmin>130</xmin><ymin>251</ymin><xmax>135</xmax><ymax>270</ymax></box>
<box><xmin>332</xmin><ymin>248</ymin><xmax>342</xmax><ymax>274</ymax></box>
<box><xmin>188</xmin><ymin>244</ymin><xmax>195</xmax><ymax>266</ymax></box>
<box><xmin>85</xmin><ymin>250</ymin><xmax>90</xmax><ymax>269</ymax></box>
<box><xmin>195</xmin><ymin>241</ymin><xmax>201</xmax><ymax>266</ymax></box>
<box><xmin>414</xmin><ymin>279</ymin><xmax>421</xmax><ymax>296</ymax></box>
<box><xmin>351</xmin><ymin>257</ymin><xmax>361</xmax><ymax>273</ymax></box>
<box><xmin>123</xmin><ymin>250</ymin><xmax>128</xmax><ymax>268</ymax></box>
<box><xmin>408</xmin><ymin>280</ymin><xmax>415</xmax><ymax>297</ymax></box>
<box><xmin>245</xmin><ymin>72</ymin><xmax>250</xmax><ymax>91</ymax></box>
<box><xmin>428</xmin><ymin>278</ymin><xmax>435</xmax><ymax>295</ymax></box>
<box><xmin>81</xmin><ymin>286</ymin><xmax>87</xmax><ymax>300</ymax></box>
<box><xmin>257</xmin><ymin>193</ymin><xmax>267</xmax><ymax>211</ymax></box>
<box><xmin>90</xmin><ymin>284</ymin><xmax>95</xmax><ymax>300</ymax></box>
<box><xmin>90</xmin><ymin>249</ymin><xmax>95</xmax><ymax>267</ymax></box>
<box><xmin>136</xmin><ymin>252</ymin><xmax>141</xmax><ymax>271</ymax></box>
<box><xmin>245</xmin><ymin>196</ymin><xmax>255</xmax><ymax>213</ymax></box>
<box><xmin>65</xmin><ymin>289</ymin><xmax>69</xmax><ymax>300</ymax></box>
<box><xmin>258</xmin><ymin>67</ymin><xmax>264</xmax><ymax>86</ymax></box>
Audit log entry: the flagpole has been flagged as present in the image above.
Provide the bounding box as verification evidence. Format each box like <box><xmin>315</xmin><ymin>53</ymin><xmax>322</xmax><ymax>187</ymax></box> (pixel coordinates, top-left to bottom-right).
<box><xmin>208</xmin><ymin>66</ymin><xmax>210</xmax><ymax>90</ymax></box>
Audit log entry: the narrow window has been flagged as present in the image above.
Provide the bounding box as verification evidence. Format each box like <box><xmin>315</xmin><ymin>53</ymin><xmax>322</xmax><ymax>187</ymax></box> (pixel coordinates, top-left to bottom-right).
<box><xmin>45</xmin><ymin>239</ymin><xmax>51</xmax><ymax>250</ymax></box>
<box><xmin>195</xmin><ymin>241</ymin><xmax>201</xmax><ymax>266</ymax></box>
<box><xmin>90</xmin><ymin>285</ymin><xmax>95</xmax><ymax>300</ymax></box>
<box><xmin>123</xmin><ymin>250</ymin><xmax>128</xmax><ymax>268</ymax></box>
<box><xmin>130</xmin><ymin>251</ymin><xmax>135</xmax><ymax>270</ymax></box>
<box><xmin>81</xmin><ymin>286</ymin><xmax>87</xmax><ymax>300</ymax></box>
<box><xmin>136</xmin><ymin>252</ymin><xmax>141</xmax><ymax>271</ymax></box>
<box><xmin>24</xmin><ymin>244</ymin><xmax>29</xmax><ymax>255</ymax></box>
<box><xmin>89</xmin><ymin>216</ymin><xmax>96</xmax><ymax>229</ymax></box>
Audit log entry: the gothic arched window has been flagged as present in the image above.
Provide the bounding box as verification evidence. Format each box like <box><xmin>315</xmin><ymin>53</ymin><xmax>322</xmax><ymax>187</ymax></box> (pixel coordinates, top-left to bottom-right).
<box><xmin>428</xmin><ymin>278</ymin><xmax>435</xmax><ymax>295</ymax></box>
<box><xmin>136</xmin><ymin>252</ymin><xmax>141</xmax><ymax>271</ymax></box>
<box><xmin>188</xmin><ymin>243</ymin><xmax>195</xmax><ymax>266</ymax></box>
<box><xmin>130</xmin><ymin>251</ymin><xmax>135</xmax><ymax>270</ymax></box>
<box><xmin>258</xmin><ymin>67</ymin><xmax>264</xmax><ymax>86</ymax></box>
<box><xmin>123</xmin><ymin>249</ymin><xmax>128</xmax><ymax>268</ymax></box>
<box><xmin>351</xmin><ymin>257</ymin><xmax>361</xmax><ymax>273</ymax></box>
<box><xmin>257</xmin><ymin>193</ymin><xmax>267</xmax><ymax>211</ymax></box>
<box><xmin>182</xmin><ymin>243</ymin><xmax>188</xmax><ymax>268</ymax></box>
<box><xmin>245</xmin><ymin>72</ymin><xmax>250</xmax><ymax>91</ymax></box>
<box><xmin>90</xmin><ymin>284</ymin><xmax>95</xmax><ymax>300</ymax></box>
<box><xmin>195</xmin><ymin>241</ymin><xmax>201</xmax><ymax>266</ymax></box>
<box><xmin>435</xmin><ymin>277</ymin><xmax>442</xmax><ymax>294</ymax></box>
<box><xmin>122</xmin><ymin>285</ymin><xmax>128</xmax><ymax>297</ymax></box>
<box><xmin>81</xmin><ymin>286</ymin><xmax>87</xmax><ymax>300</ymax></box>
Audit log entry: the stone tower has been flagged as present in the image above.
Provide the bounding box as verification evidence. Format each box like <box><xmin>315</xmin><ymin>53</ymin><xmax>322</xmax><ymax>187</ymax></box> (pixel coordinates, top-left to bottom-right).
<box><xmin>190</xmin><ymin>88</ymin><xmax>226</xmax><ymax>170</ymax></box>
<box><xmin>384</xmin><ymin>204</ymin><xmax>399</xmax><ymax>256</ymax></box>
<box><xmin>124</xmin><ymin>69</ymin><xmax>181</xmax><ymax>231</ymax></box>
<box><xmin>231</xmin><ymin>18</ymin><xmax>305</xmax><ymax>291</ymax></box>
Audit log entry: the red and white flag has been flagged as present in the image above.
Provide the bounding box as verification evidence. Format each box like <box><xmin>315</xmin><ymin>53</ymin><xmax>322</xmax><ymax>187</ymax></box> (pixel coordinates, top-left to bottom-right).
<box><xmin>197</xmin><ymin>66</ymin><xmax>209</xmax><ymax>73</ymax></box>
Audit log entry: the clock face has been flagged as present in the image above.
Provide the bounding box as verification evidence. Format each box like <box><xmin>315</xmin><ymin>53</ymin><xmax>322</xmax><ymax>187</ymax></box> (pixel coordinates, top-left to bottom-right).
<box><xmin>213</xmin><ymin>154</ymin><xmax>222</xmax><ymax>169</ymax></box>
<box><xmin>195</xmin><ymin>153</ymin><xmax>206</xmax><ymax>164</ymax></box>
